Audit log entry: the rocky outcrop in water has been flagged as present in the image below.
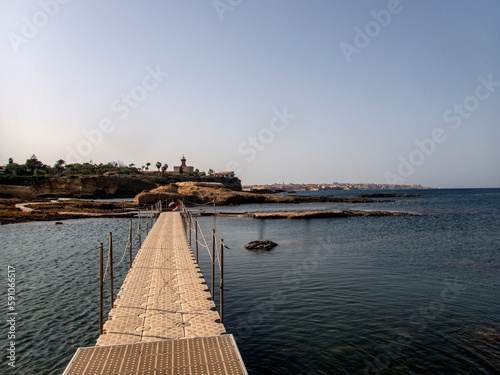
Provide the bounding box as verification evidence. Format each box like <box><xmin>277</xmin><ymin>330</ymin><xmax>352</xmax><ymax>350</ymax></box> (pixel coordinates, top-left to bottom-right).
<box><xmin>249</xmin><ymin>210</ymin><xmax>416</xmax><ymax>219</ymax></box>
<box><xmin>245</xmin><ymin>240</ymin><xmax>278</xmax><ymax>250</ymax></box>
<box><xmin>134</xmin><ymin>182</ymin><xmax>392</xmax><ymax>206</ymax></box>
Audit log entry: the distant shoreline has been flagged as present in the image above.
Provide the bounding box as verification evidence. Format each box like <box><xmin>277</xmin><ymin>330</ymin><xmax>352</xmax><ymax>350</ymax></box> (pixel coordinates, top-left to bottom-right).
<box><xmin>243</xmin><ymin>182</ymin><xmax>430</xmax><ymax>192</ymax></box>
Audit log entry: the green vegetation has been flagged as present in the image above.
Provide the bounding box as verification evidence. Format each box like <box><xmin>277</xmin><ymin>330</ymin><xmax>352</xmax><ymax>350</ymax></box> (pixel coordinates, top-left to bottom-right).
<box><xmin>0</xmin><ymin>155</ymin><xmax>142</xmax><ymax>184</ymax></box>
<box><xmin>1</xmin><ymin>156</ymin><xmax>220</xmax><ymax>185</ymax></box>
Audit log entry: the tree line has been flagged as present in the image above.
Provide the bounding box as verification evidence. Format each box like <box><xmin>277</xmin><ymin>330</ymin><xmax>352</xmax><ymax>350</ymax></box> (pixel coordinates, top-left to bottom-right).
<box><xmin>1</xmin><ymin>155</ymin><xmax>174</xmax><ymax>177</ymax></box>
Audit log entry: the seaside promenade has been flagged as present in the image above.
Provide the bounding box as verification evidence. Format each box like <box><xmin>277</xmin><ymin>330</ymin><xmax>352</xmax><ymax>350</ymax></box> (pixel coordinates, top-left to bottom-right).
<box><xmin>64</xmin><ymin>211</ymin><xmax>247</xmax><ymax>374</ymax></box>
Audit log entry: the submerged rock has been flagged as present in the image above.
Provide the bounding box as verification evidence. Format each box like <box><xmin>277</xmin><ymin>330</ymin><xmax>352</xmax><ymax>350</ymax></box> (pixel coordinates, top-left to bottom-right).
<box><xmin>245</xmin><ymin>240</ymin><xmax>278</xmax><ymax>251</ymax></box>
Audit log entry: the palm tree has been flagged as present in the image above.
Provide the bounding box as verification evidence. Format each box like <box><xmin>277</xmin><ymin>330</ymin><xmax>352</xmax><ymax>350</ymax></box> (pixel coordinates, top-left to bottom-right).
<box><xmin>161</xmin><ymin>164</ymin><xmax>168</xmax><ymax>173</ymax></box>
<box><xmin>156</xmin><ymin>161</ymin><xmax>161</xmax><ymax>172</ymax></box>
<box><xmin>146</xmin><ymin>162</ymin><xmax>151</xmax><ymax>171</ymax></box>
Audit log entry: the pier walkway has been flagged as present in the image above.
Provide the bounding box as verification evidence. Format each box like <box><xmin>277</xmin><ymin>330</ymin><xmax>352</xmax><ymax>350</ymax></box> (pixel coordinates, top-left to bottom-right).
<box><xmin>64</xmin><ymin>211</ymin><xmax>247</xmax><ymax>375</ymax></box>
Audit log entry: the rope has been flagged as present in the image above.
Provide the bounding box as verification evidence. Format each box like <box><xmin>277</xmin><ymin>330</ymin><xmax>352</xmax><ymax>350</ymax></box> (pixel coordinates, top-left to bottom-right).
<box><xmin>100</xmin><ymin>247</ymin><xmax>110</xmax><ymax>283</ymax></box>
<box><xmin>113</xmin><ymin>238</ymin><xmax>130</xmax><ymax>268</ymax></box>
<box><xmin>181</xmin><ymin>198</ymin><xmax>216</xmax><ymax>207</ymax></box>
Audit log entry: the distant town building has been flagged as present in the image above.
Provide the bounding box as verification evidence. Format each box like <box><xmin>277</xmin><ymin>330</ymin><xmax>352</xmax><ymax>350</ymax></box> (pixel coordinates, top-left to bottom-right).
<box><xmin>173</xmin><ymin>155</ymin><xmax>194</xmax><ymax>174</ymax></box>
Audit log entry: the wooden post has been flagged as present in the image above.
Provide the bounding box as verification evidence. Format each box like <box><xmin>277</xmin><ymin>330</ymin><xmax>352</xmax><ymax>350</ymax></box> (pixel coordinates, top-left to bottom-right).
<box><xmin>189</xmin><ymin>212</ymin><xmax>192</xmax><ymax>247</ymax></box>
<box><xmin>138</xmin><ymin>212</ymin><xmax>142</xmax><ymax>247</ymax></box>
<box><xmin>211</xmin><ymin>229</ymin><xmax>215</xmax><ymax>299</ymax></box>
<box><xmin>99</xmin><ymin>243</ymin><xmax>104</xmax><ymax>335</ymax></box>
<box><xmin>109</xmin><ymin>232</ymin><xmax>114</xmax><ymax>308</ymax></box>
<box><xmin>220</xmin><ymin>239</ymin><xmax>224</xmax><ymax>323</ymax></box>
<box><xmin>129</xmin><ymin>219</ymin><xmax>133</xmax><ymax>269</ymax></box>
<box><xmin>188</xmin><ymin>213</ymin><xmax>192</xmax><ymax>247</ymax></box>
<box><xmin>195</xmin><ymin>218</ymin><xmax>198</xmax><ymax>264</ymax></box>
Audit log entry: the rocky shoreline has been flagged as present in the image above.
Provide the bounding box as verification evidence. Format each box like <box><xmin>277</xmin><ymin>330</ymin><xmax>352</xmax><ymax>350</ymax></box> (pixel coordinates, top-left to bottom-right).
<box><xmin>1</xmin><ymin>182</ymin><xmax>421</xmax><ymax>224</ymax></box>
<box><xmin>0</xmin><ymin>198</ymin><xmax>138</xmax><ymax>225</ymax></box>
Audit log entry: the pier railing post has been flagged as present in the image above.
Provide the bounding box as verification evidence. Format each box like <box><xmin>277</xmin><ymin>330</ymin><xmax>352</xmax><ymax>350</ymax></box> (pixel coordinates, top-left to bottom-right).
<box><xmin>146</xmin><ymin>208</ymin><xmax>149</xmax><ymax>235</ymax></box>
<box><xmin>138</xmin><ymin>212</ymin><xmax>142</xmax><ymax>248</ymax></box>
<box><xmin>129</xmin><ymin>219</ymin><xmax>133</xmax><ymax>269</ymax></box>
<box><xmin>211</xmin><ymin>229</ymin><xmax>215</xmax><ymax>300</ymax></box>
<box><xmin>220</xmin><ymin>239</ymin><xmax>224</xmax><ymax>323</ymax></box>
<box><xmin>109</xmin><ymin>232</ymin><xmax>114</xmax><ymax>308</ymax></box>
<box><xmin>195</xmin><ymin>218</ymin><xmax>198</xmax><ymax>264</ymax></box>
<box><xmin>189</xmin><ymin>212</ymin><xmax>192</xmax><ymax>247</ymax></box>
<box><xmin>99</xmin><ymin>243</ymin><xmax>104</xmax><ymax>335</ymax></box>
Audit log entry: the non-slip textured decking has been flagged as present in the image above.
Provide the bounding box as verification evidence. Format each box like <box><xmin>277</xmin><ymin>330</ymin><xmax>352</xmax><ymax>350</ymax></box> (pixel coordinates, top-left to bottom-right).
<box><xmin>96</xmin><ymin>212</ymin><xmax>225</xmax><ymax>345</ymax></box>
<box><xmin>64</xmin><ymin>211</ymin><xmax>247</xmax><ymax>375</ymax></box>
<box><xmin>65</xmin><ymin>335</ymin><xmax>246</xmax><ymax>375</ymax></box>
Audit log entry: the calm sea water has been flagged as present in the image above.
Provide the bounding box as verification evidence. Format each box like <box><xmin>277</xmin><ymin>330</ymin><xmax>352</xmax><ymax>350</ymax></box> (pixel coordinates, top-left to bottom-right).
<box><xmin>1</xmin><ymin>189</ymin><xmax>499</xmax><ymax>374</ymax></box>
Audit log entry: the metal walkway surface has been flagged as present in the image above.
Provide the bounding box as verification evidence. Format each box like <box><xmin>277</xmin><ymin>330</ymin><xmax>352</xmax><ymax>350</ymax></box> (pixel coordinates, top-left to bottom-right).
<box><xmin>64</xmin><ymin>211</ymin><xmax>247</xmax><ymax>375</ymax></box>
<box><xmin>64</xmin><ymin>335</ymin><xmax>246</xmax><ymax>375</ymax></box>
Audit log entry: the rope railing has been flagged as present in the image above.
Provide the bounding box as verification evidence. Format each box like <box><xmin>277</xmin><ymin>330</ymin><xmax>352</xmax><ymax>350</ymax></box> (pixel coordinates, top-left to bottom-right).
<box><xmin>98</xmin><ymin>199</ymin><xmax>228</xmax><ymax>334</ymax></box>
<box><xmin>177</xmin><ymin>200</ymin><xmax>227</xmax><ymax>322</ymax></box>
<box><xmin>97</xmin><ymin>199</ymin><xmax>163</xmax><ymax>335</ymax></box>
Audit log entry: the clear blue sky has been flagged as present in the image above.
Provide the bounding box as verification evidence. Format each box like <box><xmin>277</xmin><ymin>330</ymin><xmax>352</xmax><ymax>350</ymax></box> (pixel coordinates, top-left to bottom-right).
<box><xmin>1</xmin><ymin>1</ymin><xmax>499</xmax><ymax>188</ymax></box>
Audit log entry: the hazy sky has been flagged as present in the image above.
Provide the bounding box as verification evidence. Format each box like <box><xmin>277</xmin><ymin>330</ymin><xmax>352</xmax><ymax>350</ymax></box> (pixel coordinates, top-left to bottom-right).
<box><xmin>1</xmin><ymin>1</ymin><xmax>499</xmax><ymax>187</ymax></box>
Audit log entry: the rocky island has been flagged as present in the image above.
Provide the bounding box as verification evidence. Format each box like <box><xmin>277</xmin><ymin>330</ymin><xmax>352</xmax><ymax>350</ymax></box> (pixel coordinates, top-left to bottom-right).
<box><xmin>133</xmin><ymin>182</ymin><xmax>393</xmax><ymax>206</ymax></box>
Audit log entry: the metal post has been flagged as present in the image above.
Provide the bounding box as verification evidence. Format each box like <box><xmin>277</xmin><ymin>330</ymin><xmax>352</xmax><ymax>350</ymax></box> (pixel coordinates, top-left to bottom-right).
<box><xmin>129</xmin><ymin>219</ymin><xmax>133</xmax><ymax>269</ymax></box>
<box><xmin>220</xmin><ymin>239</ymin><xmax>224</xmax><ymax>323</ymax></box>
<box><xmin>211</xmin><ymin>229</ymin><xmax>215</xmax><ymax>299</ymax></box>
<box><xmin>109</xmin><ymin>232</ymin><xmax>114</xmax><ymax>308</ymax></box>
<box><xmin>99</xmin><ymin>243</ymin><xmax>104</xmax><ymax>335</ymax></box>
<box><xmin>138</xmin><ymin>212</ymin><xmax>142</xmax><ymax>247</ymax></box>
<box><xmin>195</xmin><ymin>218</ymin><xmax>198</xmax><ymax>264</ymax></box>
<box><xmin>146</xmin><ymin>208</ymin><xmax>149</xmax><ymax>235</ymax></box>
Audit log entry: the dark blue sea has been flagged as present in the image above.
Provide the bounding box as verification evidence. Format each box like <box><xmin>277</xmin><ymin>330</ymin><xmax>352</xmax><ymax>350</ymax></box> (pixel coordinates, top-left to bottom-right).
<box><xmin>1</xmin><ymin>188</ymin><xmax>499</xmax><ymax>374</ymax></box>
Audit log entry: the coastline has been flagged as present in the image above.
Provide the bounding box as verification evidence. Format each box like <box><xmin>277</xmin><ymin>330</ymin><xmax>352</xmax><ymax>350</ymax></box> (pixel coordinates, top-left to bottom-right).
<box><xmin>0</xmin><ymin>185</ymin><xmax>423</xmax><ymax>225</ymax></box>
<box><xmin>0</xmin><ymin>198</ymin><xmax>138</xmax><ymax>225</ymax></box>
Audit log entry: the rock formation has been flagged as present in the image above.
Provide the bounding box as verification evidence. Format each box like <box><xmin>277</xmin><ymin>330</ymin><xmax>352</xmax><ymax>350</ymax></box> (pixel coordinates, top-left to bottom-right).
<box><xmin>134</xmin><ymin>182</ymin><xmax>392</xmax><ymax>206</ymax></box>
<box><xmin>244</xmin><ymin>240</ymin><xmax>278</xmax><ymax>251</ymax></box>
<box><xmin>0</xmin><ymin>175</ymin><xmax>242</xmax><ymax>199</ymax></box>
